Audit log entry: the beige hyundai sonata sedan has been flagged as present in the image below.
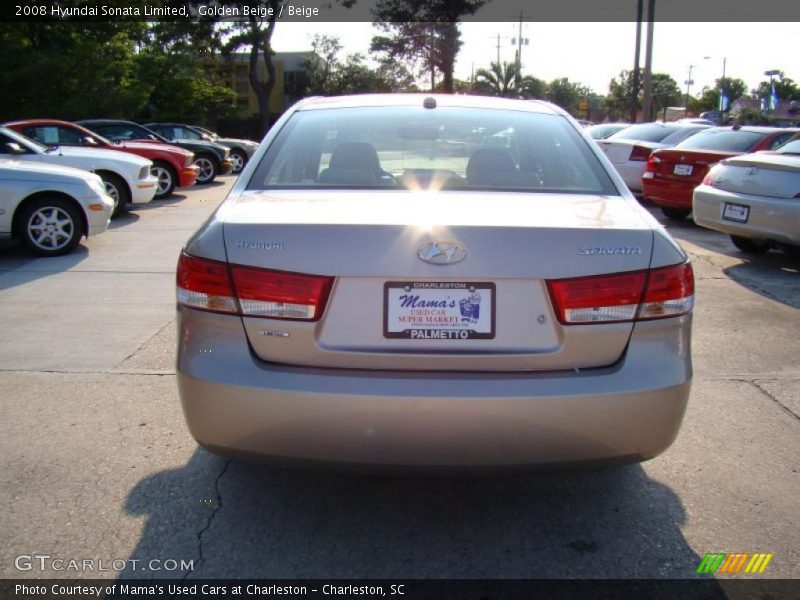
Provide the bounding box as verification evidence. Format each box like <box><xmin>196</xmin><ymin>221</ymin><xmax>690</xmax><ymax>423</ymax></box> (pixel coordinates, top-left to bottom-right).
<box><xmin>176</xmin><ymin>94</ymin><xmax>694</xmax><ymax>469</ymax></box>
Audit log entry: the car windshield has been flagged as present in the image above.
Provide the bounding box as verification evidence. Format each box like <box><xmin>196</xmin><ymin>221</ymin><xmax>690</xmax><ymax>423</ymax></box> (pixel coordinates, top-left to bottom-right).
<box><xmin>675</xmin><ymin>129</ymin><xmax>766</xmax><ymax>152</ymax></box>
<box><xmin>248</xmin><ymin>106</ymin><xmax>618</xmax><ymax>194</ymax></box>
<box><xmin>1</xmin><ymin>127</ymin><xmax>48</xmax><ymax>152</ymax></box>
<box><xmin>607</xmin><ymin>123</ymin><xmax>676</xmax><ymax>143</ymax></box>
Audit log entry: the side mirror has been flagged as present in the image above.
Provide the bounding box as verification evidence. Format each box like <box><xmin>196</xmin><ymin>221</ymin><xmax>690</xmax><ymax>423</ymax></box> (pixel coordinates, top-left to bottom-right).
<box><xmin>81</xmin><ymin>136</ymin><xmax>98</xmax><ymax>146</ymax></box>
<box><xmin>5</xmin><ymin>142</ymin><xmax>26</xmax><ymax>155</ymax></box>
<box><xmin>147</xmin><ymin>135</ymin><xmax>159</xmax><ymax>141</ymax></box>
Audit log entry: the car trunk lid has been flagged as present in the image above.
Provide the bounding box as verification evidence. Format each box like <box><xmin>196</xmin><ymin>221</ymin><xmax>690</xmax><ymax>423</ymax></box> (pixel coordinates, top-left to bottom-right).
<box><xmin>711</xmin><ymin>154</ymin><xmax>800</xmax><ymax>199</ymax></box>
<box><xmin>220</xmin><ymin>190</ymin><xmax>656</xmax><ymax>371</ymax></box>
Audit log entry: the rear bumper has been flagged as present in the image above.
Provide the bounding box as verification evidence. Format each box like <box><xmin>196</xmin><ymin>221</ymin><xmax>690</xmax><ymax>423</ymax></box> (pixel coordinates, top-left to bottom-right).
<box><xmin>177</xmin><ymin>308</ymin><xmax>692</xmax><ymax>468</ymax></box>
<box><xmin>178</xmin><ymin>166</ymin><xmax>199</xmax><ymax>188</ymax></box>
<box><xmin>693</xmin><ymin>185</ymin><xmax>800</xmax><ymax>245</ymax></box>
<box><xmin>612</xmin><ymin>162</ymin><xmax>647</xmax><ymax>192</ymax></box>
<box><xmin>641</xmin><ymin>175</ymin><xmax>696</xmax><ymax>208</ymax></box>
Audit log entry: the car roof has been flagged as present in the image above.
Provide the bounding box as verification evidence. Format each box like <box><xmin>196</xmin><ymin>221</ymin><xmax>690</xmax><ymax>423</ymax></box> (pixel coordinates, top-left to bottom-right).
<box><xmin>4</xmin><ymin>118</ymin><xmax>76</xmax><ymax>128</ymax></box>
<box><xmin>293</xmin><ymin>94</ymin><xmax>564</xmax><ymax>116</ymax></box>
<box><xmin>77</xmin><ymin>119</ymin><xmax>140</xmax><ymax>126</ymax></box>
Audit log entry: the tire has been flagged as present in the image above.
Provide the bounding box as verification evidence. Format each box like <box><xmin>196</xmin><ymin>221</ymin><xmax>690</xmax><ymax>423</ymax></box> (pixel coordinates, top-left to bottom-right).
<box><xmin>100</xmin><ymin>172</ymin><xmax>130</xmax><ymax>218</ymax></box>
<box><xmin>229</xmin><ymin>149</ymin><xmax>247</xmax><ymax>174</ymax></box>
<box><xmin>194</xmin><ymin>154</ymin><xmax>218</xmax><ymax>184</ymax></box>
<box><xmin>730</xmin><ymin>235</ymin><xmax>770</xmax><ymax>254</ymax></box>
<box><xmin>151</xmin><ymin>162</ymin><xmax>177</xmax><ymax>199</ymax></box>
<box><xmin>661</xmin><ymin>206</ymin><xmax>691</xmax><ymax>221</ymax></box>
<box><xmin>17</xmin><ymin>197</ymin><xmax>84</xmax><ymax>257</ymax></box>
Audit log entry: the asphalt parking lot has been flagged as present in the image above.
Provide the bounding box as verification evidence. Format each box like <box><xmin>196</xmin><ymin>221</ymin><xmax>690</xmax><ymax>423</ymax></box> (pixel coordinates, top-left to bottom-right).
<box><xmin>0</xmin><ymin>178</ymin><xmax>798</xmax><ymax>580</ymax></box>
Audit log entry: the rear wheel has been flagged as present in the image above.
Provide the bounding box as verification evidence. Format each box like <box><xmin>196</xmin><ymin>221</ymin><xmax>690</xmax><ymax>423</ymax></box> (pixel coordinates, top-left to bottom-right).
<box><xmin>151</xmin><ymin>162</ymin><xmax>177</xmax><ymax>198</ymax></box>
<box><xmin>100</xmin><ymin>172</ymin><xmax>130</xmax><ymax>217</ymax></box>
<box><xmin>730</xmin><ymin>235</ymin><xmax>770</xmax><ymax>254</ymax></box>
<box><xmin>194</xmin><ymin>155</ymin><xmax>218</xmax><ymax>184</ymax></box>
<box><xmin>230</xmin><ymin>149</ymin><xmax>247</xmax><ymax>174</ymax></box>
<box><xmin>661</xmin><ymin>206</ymin><xmax>691</xmax><ymax>221</ymax></box>
<box><xmin>17</xmin><ymin>197</ymin><xmax>83</xmax><ymax>257</ymax></box>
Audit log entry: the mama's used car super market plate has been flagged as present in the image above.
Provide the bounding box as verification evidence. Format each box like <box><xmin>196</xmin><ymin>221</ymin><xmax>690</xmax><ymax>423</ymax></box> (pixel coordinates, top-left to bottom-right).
<box><xmin>384</xmin><ymin>281</ymin><xmax>495</xmax><ymax>339</ymax></box>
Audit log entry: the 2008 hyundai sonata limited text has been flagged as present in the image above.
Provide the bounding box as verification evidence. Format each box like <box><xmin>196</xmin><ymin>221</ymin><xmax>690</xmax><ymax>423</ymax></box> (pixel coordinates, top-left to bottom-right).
<box><xmin>176</xmin><ymin>94</ymin><xmax>694</xmax><ymax>469</ymax></box>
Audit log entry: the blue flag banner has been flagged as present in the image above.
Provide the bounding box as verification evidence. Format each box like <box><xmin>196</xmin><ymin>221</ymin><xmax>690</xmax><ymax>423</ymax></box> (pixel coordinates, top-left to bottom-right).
<box><xmin>770</xmin><ymin>82</ymin><xmax>779</xmax><ymax>110</ymax></box>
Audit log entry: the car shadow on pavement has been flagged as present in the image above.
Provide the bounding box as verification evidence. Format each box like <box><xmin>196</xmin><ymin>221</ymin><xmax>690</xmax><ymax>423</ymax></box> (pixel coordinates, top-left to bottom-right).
<box><xmin>120</xmin><ymin>449</ymin><xmax>712</xmax><ymax>580</ymax></box>
<box><xmin>0</xmin><ymin>242</ymin><xmax>89</xmax><ymax>291</ymax></box>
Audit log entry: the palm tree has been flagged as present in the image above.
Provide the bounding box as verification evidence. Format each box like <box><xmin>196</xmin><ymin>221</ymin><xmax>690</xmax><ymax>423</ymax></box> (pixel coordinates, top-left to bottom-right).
<box><xmin>474</xmin><ymin>61</ymin><xmax>521</xmax><ymax>97</ymax></box>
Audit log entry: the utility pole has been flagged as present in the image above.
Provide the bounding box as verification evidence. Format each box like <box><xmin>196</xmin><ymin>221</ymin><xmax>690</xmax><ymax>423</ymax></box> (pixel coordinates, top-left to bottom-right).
<box><xmin>630</xmin><ymin>0</ymin><xmax>643</xmax><ymax>122</ymax></box>
<box><xmin>684</xmin><ymin>64</ymin><xmax>695</xmax><ymax>116</ymax></box>
<box><xmin>641</xmin><ymin>0</ymin><xmax>655</xmax><ymax>121</ymax></box>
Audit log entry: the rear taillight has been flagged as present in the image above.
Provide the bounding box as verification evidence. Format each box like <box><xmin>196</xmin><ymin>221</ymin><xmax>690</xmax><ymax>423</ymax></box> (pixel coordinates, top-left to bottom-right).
<box><xmin>177</xmin><ymin>254</ymin><xmax>238</xmax><ymax>314</ymax></box>
<box><xmin>230</xmin><ymin>264</ymin><xmax>332</xmax><ymax>320</ymax></box>
<box><xmin>547</xmin><ymin>262</ymin><xmax>694</xmax><ymax>325</ymax></box>
<box><xmin>629</xmin><ymin>145</ymin><xmax>652</xmax><ymax>162</ymax></box>
<box><xmin>176</xmin><ymin>253</ymin><xmax>333</xmax><ymax>321</ymax></box>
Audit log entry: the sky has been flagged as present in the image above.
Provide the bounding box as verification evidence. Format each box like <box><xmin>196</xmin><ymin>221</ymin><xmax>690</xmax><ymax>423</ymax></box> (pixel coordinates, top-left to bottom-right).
<box><xmin>269</xmin><ymin>21</ymin><xmax>800</xmax><ymax>97</ymax></box>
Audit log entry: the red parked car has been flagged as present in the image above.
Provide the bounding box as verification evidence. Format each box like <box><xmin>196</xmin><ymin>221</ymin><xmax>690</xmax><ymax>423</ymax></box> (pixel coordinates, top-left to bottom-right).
<box><xmin>3</xmin><ymin>119</ymin><xmax>199</xmax><ymax>199</ymax></box>
<box><xmin>642</xmin><ymin>126</ymin><xmax>798</xmax><ymax>220</ymax></box>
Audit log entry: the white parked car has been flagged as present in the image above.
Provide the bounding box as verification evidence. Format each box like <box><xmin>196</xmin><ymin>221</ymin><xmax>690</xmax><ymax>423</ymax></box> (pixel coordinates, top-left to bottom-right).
<box><xmin>0</xmin><ymin>159</ymin><xmax>114</xmax><ymax>256</ymax></box>
<box><xmin>0</xmin><ymin>126</ymin><xmax>158</xmax><ymax>217</ymax></box>
<box><xmin>693</xmin><ymin>139</ymin><xmax>800</xmax><ymax>254</ymax></box>
<box><xmin>597</xmin><ymin>122</ymin><xmax>710</xmax><ymax>192</ymax></box>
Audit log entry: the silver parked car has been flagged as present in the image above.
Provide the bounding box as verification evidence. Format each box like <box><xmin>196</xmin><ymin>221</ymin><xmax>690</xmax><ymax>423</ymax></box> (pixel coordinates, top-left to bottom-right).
<box><xmin>177</xmin><ymin>94</ymin><xmax>694</xmax><ymax>469</ymax></box>
<box><xmin>693</xmin><ymin>138</ymin><xmax>800</xmax><ymax>254</ymax></box>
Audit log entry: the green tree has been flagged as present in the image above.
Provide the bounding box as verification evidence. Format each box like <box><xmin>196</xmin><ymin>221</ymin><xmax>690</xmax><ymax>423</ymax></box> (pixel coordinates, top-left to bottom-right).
<box><xmin>753</xmin><ymin>74</ymin><xmax>800</xmax><ymax>103</ymax></box>
<box><xmin>301</xmin><ymin>34</ymin><xmax>403</xmax><ymax>96</ymax></box>
<box><xmin>220</xmin><ymin>0</ymin><xmax>282</xmax><ymax>135</ymax></box>
<box><xmin>651</xmin><ymin>73</ymin><xmax>681</xmax><ymax>117</ymax></box>
<box><xmin>605</xmin><ymin>69</ymin><xmax>639</xmax><ymax>121</ymax></box>
<box><xmin>0</xmin><ymin>21</ymin><xmax>150</xmax><ymax>119</ymax></box>
<box><xmin>547</xmin><ymin>77</ymin><xmax>591</xmax><ymax>116</ymax></box>
<box><xmin>370</xmin><ymin>0</ymin><xmax>485</xmax><ymax>93</ymax></box>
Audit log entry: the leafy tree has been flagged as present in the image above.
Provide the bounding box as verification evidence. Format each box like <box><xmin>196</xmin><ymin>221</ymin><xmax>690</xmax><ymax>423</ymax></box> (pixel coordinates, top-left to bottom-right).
<box><xmin>605</xmin><ymin>69</ymin><xmax>639</xmax><ymax>120</ymax></box>
<box><xmin>651</xmin><ymin>73</ymin><xmax>681</xmax><ymax>116</ymax></box>
<box><xmin>605</xmin><ymin>69</ymin><xmax>680</xmax><ymax>121</ymax></box>
<box><xmin>519</xmin><ymin>76</ymin><xmax>547</xmax><ymax>100</ymax></box>
<box><xmin>300</xmin><ymin>34</ymin><xmax>403</xmax><ymax>96</ymax></box>
<box><xmin>220</xmin><ymin>0</ymin><xmax>282</xmax><ymax>135</ymax></box>
<box><xmin>371</xmin><ymin>0</ymin><xmax>485</xmax><ymax>93</ymax></box>
<box><xmin>752</xmin><ymin>74</ymin><xmax>800</xmax><ymax>103</ymax></box>
<box><xmin>0</xmin><ymin>21</ymin><xmax>150</xmax><ymax>119</ymax></box>
<box><xmin>546</xmin><ymin>78</ymin><xmax>591</xmax><ymax>116</ymax></box>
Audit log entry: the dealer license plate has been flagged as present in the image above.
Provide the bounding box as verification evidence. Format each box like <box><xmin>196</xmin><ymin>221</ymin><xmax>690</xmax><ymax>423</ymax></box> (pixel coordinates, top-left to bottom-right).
<box><xmin>384</xmin><ymin>282</ymin><xmax>495</xmax><ymax>339</ymax></box>
<box><xmin>723</xmin><ymin>203</ymin><xmax>749</xmax><ymax>223</ymax></box>
<box><xmin>673</xmin><ymin>164</ymin><xmax>693</xmax><ymax>176</ymax></box>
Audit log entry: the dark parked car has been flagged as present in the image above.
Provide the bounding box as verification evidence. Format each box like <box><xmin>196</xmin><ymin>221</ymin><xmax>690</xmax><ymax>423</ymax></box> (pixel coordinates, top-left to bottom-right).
<box><xmin>145</xmin><ymin>123</ymin><xmax>258</xmax><ymax>174</ymax></box>
<box><xmin>77</xmin><ymin>120</ymin><xmax>232</xmax><ymax>184</ymax></box>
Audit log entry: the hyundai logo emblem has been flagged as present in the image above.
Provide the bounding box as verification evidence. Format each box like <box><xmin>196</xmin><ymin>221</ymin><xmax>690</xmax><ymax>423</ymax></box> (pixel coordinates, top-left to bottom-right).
<box><xmin>417</xmin><ymin>241</ymin><xmax>467</xmax><ymax>265</ymax></box>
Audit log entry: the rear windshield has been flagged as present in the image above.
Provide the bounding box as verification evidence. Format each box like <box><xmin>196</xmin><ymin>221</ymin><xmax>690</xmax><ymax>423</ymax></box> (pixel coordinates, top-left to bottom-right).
<box><xmin>607</xmin><ymin>123</ymin><xmax>676</xmax><ymax>143</ymax></box>
<box><xmin>247</xmin><ymin>106</ymin><xmax>618</xmax><ymax>195</ymax></box>
<box><xmin>776</xmin><ymin>140</ymin><xmax>800</xmax><ymax>155</ymax></box>
<box><xmin>675</xmin><ymin>129</ymin><xmax>766</xmax><ymax>152</ymax></box>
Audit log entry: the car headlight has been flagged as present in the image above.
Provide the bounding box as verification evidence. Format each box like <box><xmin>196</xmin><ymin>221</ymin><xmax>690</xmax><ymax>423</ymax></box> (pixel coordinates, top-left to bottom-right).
<box><xmin>185</xmin><ymin>154</ymin><xmax>195</xmax><ymax>168</ymax></box>
<box><xmin>139</xmin><ymin>166</ymin><xmax>151</xmax><ymax>179</ymax></box>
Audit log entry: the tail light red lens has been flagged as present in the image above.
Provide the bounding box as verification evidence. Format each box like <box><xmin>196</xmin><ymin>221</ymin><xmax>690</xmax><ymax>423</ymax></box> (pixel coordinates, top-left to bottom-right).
<box><xmin>547</xmin><ymin>262</ymin><xmax>694</xmax><ymax>325</ymax></box>
<box><xmin>176</xmin><ymin>254</ymin><xmax>238</xmax><ymax>314</ymax></box>
<box><xmin>629</xmin><ymin>145</ymin><xmax>652</xmax><ymax>162</ymax></box>
<box><xmin>230</xmin><ymin>265</ymin><xmax>332</xmax><ymax>320</ymax></box>
<box><xmin>176</xmin><ymin>253</ymin><xmax>333</xmax><ymax>321</ymax></box>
